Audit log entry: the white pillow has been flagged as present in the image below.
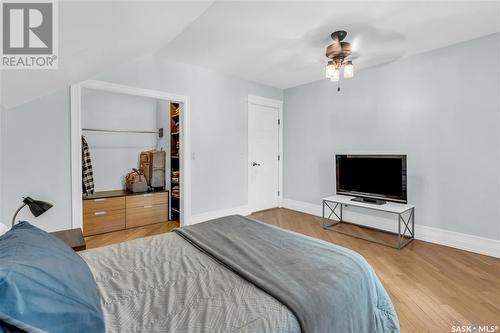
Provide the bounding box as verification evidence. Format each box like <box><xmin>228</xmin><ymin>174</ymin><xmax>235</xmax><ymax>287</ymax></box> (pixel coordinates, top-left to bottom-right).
<box><xmin>0</xmin><ymin>222</ymin><xmax>9</xmax><ymax>236</ymax></box>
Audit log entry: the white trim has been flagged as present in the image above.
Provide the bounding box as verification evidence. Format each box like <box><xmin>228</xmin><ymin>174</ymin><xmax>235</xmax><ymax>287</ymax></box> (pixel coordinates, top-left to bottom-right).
<box><xmin>282</xmin><ymin>198</ymin><xmax>500</xmax><ymax>258</ymax></box>
<box><xmin>80</xmin><ymin>80</ymin><xmax>188</xmax><ymax>103</ymax></box>
<box><xmin>190</xmin><ymin>205</ymin><xmax>251</xmax><ymax>225</ymax></box>
<box><xmin>70</xmin><ymin>85</ymin><xmax>82</xmax><ymax>229</ymax></box>
<box><xmin>248</xmin><ymin>94</ymin><xmax>283</xmax><ymax>109</ymax></box>
<box><xmin>247</xmin><ymin>94</ymin><xmax>284</xmax><ymax>213</ymax></box>
<box><xmin>70</xmin><ymin>80</ymin><xmax>191</xmax><ymax>228</ymax></box>
<box><xmin>416</xmin><ymin>224</ymin><xmax>500</xmax><ymax>259</ymax></box>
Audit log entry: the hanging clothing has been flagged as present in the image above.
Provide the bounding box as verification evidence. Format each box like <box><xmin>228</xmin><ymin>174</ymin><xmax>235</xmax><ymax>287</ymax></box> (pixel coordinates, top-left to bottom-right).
<box><xmin>82</xmin><ymin>136</ymin><xmax>95</xmax><ymax>196</ymax></box>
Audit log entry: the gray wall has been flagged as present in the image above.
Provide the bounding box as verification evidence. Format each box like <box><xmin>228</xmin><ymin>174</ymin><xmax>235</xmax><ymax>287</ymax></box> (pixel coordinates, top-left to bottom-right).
<box><xmin>283</xmin><ymin>33</ymin><xmax>500</xmax><ymax>239</ymax></box>
<box><xmin>1</xmin><ymin>57</ymin><xmax>282</xmax><ymax>231</ymax></box>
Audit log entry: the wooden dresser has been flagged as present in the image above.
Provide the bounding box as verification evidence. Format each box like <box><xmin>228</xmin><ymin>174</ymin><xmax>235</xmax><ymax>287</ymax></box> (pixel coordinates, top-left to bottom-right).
<box><xmin>83</xmin><ymin>190</ymin><xmax>169</xmax><ymax>236</ymax></box>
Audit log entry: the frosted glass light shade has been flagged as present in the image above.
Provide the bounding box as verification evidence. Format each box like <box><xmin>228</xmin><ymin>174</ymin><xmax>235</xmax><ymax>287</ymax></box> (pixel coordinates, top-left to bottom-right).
<box><xmin>325</xmin><ymin>61</ymin><xmax>336</xmax><ymax>78</ymax></box>
<box><xmin>330</xmin><ymin>69</ymin><xmax>340</xmax><ymax>82</ymax></box>
<box><xmin>344</xmin><ymin>61</ymin><xmax>354</xmax><ymax>78</ymax></box>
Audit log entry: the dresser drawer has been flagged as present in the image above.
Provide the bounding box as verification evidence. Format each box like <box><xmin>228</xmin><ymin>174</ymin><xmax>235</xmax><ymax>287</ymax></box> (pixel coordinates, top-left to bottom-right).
<box><xmin>126</xmin><ymin>203</ymin><xmax>168</xmax><ymax>229</ymax></box>
<box><xmin>126</xmin><ymin>192</ymin><xmax>168</xmax><ymax>208</ymax></box>
<box><xmin>83</xmin><ymin>210</ymin><xmax>125</xmax><ymax>236</ymax></box>
<box><xmin>83</xmin><ymin>197</ymin><xmax>125</xmax><ymax>213</ymax></box>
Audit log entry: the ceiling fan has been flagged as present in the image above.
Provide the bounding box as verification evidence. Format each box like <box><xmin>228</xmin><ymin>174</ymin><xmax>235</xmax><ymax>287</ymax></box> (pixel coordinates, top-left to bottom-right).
<box><xmin>325</xmin><ymin>30</ymin><xmax>354</xmax><ymax>90</ymax></box>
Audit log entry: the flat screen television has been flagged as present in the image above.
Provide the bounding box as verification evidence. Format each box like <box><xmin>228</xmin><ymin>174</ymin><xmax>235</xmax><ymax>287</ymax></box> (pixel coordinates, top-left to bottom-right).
<box><xmin>336</xmin><ymin>154</ymin><xmax>407</xmax><ymax>204</ymax></box>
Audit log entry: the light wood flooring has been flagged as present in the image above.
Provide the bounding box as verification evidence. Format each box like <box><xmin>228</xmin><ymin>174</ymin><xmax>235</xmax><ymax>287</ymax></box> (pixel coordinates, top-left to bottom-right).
<box><xmin>85</xmin><ymin>208</ymin><xmax>500</xmax><ymax>332</ymax></box>
<box><xmin>85</xmin><ymin>221</ymin><xmax>179</xmax><ymax>249</ymax></box>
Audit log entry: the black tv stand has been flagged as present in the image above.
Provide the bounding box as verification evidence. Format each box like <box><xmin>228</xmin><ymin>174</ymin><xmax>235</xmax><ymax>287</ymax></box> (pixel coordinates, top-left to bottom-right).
<box><xmin>351</xmin><ymin>197</ymin><xmax>386</xmax><ymax>205</ymax></box>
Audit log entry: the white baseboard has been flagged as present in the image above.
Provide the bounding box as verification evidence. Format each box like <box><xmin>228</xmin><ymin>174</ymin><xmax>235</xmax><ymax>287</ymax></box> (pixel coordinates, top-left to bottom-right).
<box><xmin>415</xmin><ymin>225</ymin><xmax>500</xmax><ymax>258</ymax></box>
<box><xmin>189</xmin><ymin>205</ymin><xmax>251</xmax><ymax>225</ymax></box>
<box><xmin>282</xmin><ymin>198</ymin><xmax>500</xmax><ymax>258</ymax></box>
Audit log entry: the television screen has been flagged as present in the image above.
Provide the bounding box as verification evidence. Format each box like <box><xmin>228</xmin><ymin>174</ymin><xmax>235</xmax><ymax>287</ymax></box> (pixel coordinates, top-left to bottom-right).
<box><xmin>336</xmin><ymin>155</ymin><xmax>407</xmax><ymax>203</ymax></box>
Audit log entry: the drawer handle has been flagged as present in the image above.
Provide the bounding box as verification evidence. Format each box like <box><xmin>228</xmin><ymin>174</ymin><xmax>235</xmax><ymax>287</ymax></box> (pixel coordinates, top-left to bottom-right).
<box><xmin>94</xmin><ymin>211</ymin><xmax>107</xmax><ymax>216</ymax></box>
<box><xmin>94</xmin><ymin>198</ymin><xmax>106</xmax><ymax>202</ymax></box>
<box><xmin>143</xmin><ymin>205</ymin><xmax>153</xmax><ymax>209</ymax></box>
<box><xmin>143</xmin><ymin>194</ymin><xmax>152</xmax><ymax>197</ymax></box>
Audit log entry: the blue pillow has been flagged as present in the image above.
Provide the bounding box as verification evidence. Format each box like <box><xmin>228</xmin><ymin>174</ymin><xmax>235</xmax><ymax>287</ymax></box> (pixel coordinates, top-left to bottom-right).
<box><xmin>0</xmin><ymin>222</ymin><xmax>104</xmax><ymax>333</ymax></box>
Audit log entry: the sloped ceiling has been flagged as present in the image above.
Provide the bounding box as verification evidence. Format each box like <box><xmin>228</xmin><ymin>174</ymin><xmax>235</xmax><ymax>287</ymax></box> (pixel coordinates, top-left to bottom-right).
<box><xmin>159</xmin><ymin>1</ymin><xmax>500</xmax><ymax>89</ymax></box>
<box><xmin>2</xmin><ymin>1</ymin><xmax>499</xmax><ymax>108</ymax></box>
<box><xmin>1</xmin><ymin>1</ymin><xmax>214</xmax><ymax>109</ymax></box>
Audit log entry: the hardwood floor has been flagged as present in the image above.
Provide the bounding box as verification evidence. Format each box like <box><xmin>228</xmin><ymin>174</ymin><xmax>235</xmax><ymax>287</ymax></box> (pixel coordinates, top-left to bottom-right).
<box><xmin>85</xmin><ymin>221</ymin><xmax>179</xmax><ymax>249</ymax></box>
<box><xmin>84</xmin><ymin>209</ymin><xmax>500</xmax><ymax>332</ymax></box>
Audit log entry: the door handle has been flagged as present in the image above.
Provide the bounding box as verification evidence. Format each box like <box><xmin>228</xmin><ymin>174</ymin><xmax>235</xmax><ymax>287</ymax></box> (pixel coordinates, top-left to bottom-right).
<box><xmin>251</xmin><ymin>162</ymin><xmax>261</xmax><ymax>166</ymax></box>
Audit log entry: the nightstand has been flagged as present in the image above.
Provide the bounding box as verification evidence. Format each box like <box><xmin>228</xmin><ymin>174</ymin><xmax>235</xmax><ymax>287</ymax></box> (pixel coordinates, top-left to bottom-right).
<box><xmin>50</xmin><ymin>228</ymin><xmax>86</xmax><ymax>251</ymax></box>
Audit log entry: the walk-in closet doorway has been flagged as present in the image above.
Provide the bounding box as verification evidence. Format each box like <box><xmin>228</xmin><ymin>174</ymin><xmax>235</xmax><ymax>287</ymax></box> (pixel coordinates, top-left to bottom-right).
<box><xmin>70</xmin><ymin>80</ymin><xmax>191</xmax><ymax>230</ymax></box>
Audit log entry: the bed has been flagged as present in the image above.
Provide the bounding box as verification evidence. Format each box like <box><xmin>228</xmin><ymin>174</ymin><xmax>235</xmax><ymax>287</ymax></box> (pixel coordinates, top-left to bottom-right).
<box><xmin>0</xmin><ymin>215</ymin><xmax>399</xmax><ymax>333</ymax></box>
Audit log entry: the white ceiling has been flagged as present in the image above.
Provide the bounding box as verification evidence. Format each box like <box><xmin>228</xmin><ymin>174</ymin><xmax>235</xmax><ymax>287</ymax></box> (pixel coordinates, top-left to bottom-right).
<box><xmin>1</xmin><ymin>1</ymin><xmax>214</xmax><ymax>108</ymax></box>
<box><xmin>160</xmin><ymin>0</ymin><xmax>500</xmax><ymax>89</ymax></box>
<box><xmin>1</xmin><ymin>1</ymin><xmax>499</xmax><ymax>108</ymax></box>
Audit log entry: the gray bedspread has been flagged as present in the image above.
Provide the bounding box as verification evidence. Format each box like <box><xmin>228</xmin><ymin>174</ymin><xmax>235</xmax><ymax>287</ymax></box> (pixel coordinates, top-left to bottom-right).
<box><xmin>80</xmin><ymin>230</ymin><xmax>300</xmax><ymax>333</ymax></box>
<box><xmin>175</xmin><ymin>215</ymin><xmax>400</xmax><ymax>333</ymax></box>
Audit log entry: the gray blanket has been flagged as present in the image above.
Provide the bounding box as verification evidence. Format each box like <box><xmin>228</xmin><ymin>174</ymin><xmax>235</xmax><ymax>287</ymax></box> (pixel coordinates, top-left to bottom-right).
<box><xmin>175</xmin><ymin>215</ymin><xmax>400</xmax><ymax>333</ymax></box>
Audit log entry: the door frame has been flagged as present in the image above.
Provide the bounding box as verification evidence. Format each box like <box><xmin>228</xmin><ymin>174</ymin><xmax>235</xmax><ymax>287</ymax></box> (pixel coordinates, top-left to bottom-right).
<box><xmin>247</xmin><ymin>94</ymin><xmax>283</xmax><ymax>212</ymax></box>
<box><xmin>70</xmin><ymin>80</ymin><xmax>192</xmax><ymax>228</ymax></box>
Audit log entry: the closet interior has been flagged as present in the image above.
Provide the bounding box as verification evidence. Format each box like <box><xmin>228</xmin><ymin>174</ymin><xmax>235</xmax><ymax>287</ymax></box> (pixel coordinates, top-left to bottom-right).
<box><xmin>170</xmin><ymin>103</ymin><xmax>181</xmax><ymax>220</ymax></box>
<box><xmin>80</xmin><ymin>88</ymin><xmax>182</xmax><ymax>236</ymax></box>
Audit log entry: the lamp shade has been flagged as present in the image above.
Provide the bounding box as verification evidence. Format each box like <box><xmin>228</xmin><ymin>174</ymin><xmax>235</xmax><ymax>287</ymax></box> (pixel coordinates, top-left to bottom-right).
<box><xmin>330</xmin><ymin>68</ymin><xmax>340</xmax><ymax>82</ymax></box>
<box><xmin>23</xmin><ymin>197</ymin><xmax>53</xmax><ymax>217</ymax></box>
<box><xmin>343</xmin><ymin>61</ymin><xmax>354</xmax><ymax>78</ymax></box>
<box><xmin>325</xmin><ymin>61</ymin><xmax>336</xmax><ymax>78</ymax></box>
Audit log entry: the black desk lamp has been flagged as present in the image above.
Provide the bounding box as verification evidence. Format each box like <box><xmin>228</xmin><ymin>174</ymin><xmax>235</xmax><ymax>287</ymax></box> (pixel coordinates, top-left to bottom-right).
<box><xmin>11</xmin><ymin>197</ymin><xmax>53</xmax><ymax>227</ymax></box>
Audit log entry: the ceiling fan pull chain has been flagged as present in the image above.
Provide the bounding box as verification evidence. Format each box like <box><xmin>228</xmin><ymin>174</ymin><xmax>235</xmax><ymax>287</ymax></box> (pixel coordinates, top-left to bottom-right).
<box><xmin>337</xmin><ymin>80</ymin><xmax>341</xmax><ymax>92</ymax></box>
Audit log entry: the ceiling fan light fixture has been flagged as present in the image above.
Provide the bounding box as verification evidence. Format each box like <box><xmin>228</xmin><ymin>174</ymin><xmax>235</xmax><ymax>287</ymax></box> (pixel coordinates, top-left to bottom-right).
<box><xmin>325</xmin><ymin>61</ymin><xmax>336</xmax><ymax>78</ymax></box>
<box><xmin>343</xmin><ymin>61</ymin><xmax>354</xmax><ymax>78</ymax></box>
<box><xmin>324</xmin><ymin>30</ymin><xmax>356</xmax><ymax>89</ymax></box>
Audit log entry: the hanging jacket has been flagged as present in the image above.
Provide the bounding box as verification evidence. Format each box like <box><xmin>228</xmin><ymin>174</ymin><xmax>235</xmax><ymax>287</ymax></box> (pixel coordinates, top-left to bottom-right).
<box><xmin>82</xmin><ymin>136</ymin><xmax>95</xmax><ymax>196</ymax></box>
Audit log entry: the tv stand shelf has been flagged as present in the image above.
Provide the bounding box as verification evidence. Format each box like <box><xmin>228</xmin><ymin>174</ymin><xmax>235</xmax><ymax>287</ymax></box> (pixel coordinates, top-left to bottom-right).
<box><xmin>322</xmin><ymin>195</ymin><xmax>415</xmax><ymax>249</ymax></box>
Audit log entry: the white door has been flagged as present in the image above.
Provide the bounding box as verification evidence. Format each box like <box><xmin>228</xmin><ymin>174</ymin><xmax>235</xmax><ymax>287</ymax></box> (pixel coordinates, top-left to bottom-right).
<box><xmin>248</xmin><ymin>99</ymin><xmax>280</xmax><ymax>212</ymax></box>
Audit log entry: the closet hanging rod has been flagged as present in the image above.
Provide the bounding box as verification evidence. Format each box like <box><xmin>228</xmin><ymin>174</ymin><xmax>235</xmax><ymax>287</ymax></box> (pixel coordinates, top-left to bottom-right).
<box><xmin>82</xmin><ymin>128</ymin><xmax>162</xmax><ymax>135</ymax></box>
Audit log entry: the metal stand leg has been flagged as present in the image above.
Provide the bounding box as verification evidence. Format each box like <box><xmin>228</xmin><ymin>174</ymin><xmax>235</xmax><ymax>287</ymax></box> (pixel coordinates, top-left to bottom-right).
<box><xmin>398</xmin><ymin>208</ymin><xmax>415</xmax><ymax>248</ymax></box>
<box><xmin>398</xmin><ymin>214</ymin><xmax>402</xmax><ymax>249</ymax></box>
<box><xmin>322</xmin><ymin>200</ymin><xmax>342</xmax><ymax>228</ymax></box>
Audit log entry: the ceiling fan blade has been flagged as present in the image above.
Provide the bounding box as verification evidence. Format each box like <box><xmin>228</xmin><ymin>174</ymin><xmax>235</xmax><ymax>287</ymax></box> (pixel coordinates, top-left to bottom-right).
<box><xmin>325</xmin><ymin>42</ymin><xmax>342</xmax><ymax>58</ymax></box>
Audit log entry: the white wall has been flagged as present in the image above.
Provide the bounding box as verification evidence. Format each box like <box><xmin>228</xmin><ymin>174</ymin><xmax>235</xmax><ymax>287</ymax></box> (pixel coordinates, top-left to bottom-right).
<box><xmin>0</xmin><ymin>72</ymin><xmax>3</xmax><ymax>224</ymax></box>
<box><xmin>156</xmin><ymin>100</ymin><xmax>171</xmax><ymax>194</ymax></box>
<box><xmin>94</xmin><ymin>58</ymin><xmax>283</xmax><ymax>216</ymax></box>
<box><xmin>2</xmin><ymin>91</ymin><xmax>72</xmax><ymax>231</ymax></box>
<box><xmin>1</xmin><ymin>58</ymin><xmax>282</xmax><ymax>231</ymax></box>
<box><xmin>283</xmin><ymin>33</ymin><xmax>500</xmax><ymax>240</ymax></box>
<box><xmin>82</xmin><ymin>89</ymin><xmax>161</xmax><ymax>191</ymax></box>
